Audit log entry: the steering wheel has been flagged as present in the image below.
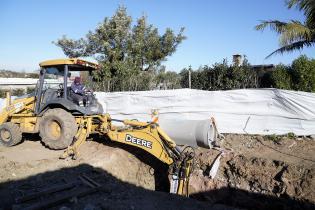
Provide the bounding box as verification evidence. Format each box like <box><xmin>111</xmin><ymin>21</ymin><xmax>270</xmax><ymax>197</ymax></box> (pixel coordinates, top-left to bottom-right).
<box><xmin>84</xmin><ymin>89</ymin><xmax>93</xmax><ymax>96</ymax></box>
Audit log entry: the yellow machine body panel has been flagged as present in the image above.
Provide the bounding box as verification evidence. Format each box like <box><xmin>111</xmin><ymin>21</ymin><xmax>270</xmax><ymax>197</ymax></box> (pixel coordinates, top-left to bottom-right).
<box><xmin>39</xmin><ymin>58</ymin><xmax>99</xmax><ymax>69</ymax></box>
<box><xmin>107</xmin><ymin>128</ymin><xmax>173</xmax><ymax>165</ymax></box>
<box><xmin>0</xmin><ymin>95</ymin><xmax>36</xmax><ymax>125</ymax></box>
<box><xmin>10</xmin><ymin>116</ymin><xmax>38</xmax><ymax>133</ymax></box>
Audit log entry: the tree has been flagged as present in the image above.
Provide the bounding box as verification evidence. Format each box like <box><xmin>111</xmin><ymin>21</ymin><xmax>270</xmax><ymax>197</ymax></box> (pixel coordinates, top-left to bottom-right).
<box><xmin>270</xmin><ymin>64</ymin><xmax>293</xmax><ymax>90</ymax></box>
<box><xmin>55</xmin><ymin>6</ymin><xmax>185</xmax><ymax>91</ymax></box>
<box><xmin>291</xmin><ymin>55</ymin><xmax>315</xmax><ymax>91</ymax></box>
<box><xmin>179</xmin><ymin>58</ymin><xmax>258</xmax><ymax>91</ymax></box>
<box><xmin>255</xmin><ymin>0</ymin><xmax>315</xmax><ymax>58</ymax></box>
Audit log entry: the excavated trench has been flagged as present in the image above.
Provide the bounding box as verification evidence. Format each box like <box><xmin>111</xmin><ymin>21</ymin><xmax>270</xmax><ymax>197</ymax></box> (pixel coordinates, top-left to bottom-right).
<box><xmin>184</xmin><ymin>134</ymin><xmax>315</xmax><ymax>210</ymax></box>
<box><xmin>189</xmin><ymin>154</ymin><xmax>315</xmax><ymax>210</ymax></box>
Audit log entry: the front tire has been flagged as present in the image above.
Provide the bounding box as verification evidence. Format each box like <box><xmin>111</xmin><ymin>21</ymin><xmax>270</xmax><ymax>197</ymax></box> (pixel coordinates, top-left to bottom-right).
<box><xmin>39</xmin><ymin>108</ymin><xmax>77</xmax><ymax>150</ymax></box>
<box><xmin>0</xmin><ymin>122</ymin><xmax>22</xmax><ymax>147</ymax></box>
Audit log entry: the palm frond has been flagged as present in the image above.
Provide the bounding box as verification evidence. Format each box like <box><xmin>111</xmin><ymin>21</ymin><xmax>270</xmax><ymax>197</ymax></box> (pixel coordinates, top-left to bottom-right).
<box><xmin>266</xmin><ymin>40</ymin><xmax>314</xmax><ymax>58</ymax></box>
<box><xmin>286</xmin><ymin>0</ymin><xmax>315</xmax><ymax>28</ymax></box>
<box><xmin>255</xmin><ymin>20</ymin><xmax>288</xmax><ymax>34</ymax></box>
<box><xmin>286</xmin><ymin>0</ymin><xmax>301</xmax><ymax>8</ymax></box>
<box><xmin>279</xmin><ymin>21</ymin><xmax>312</xmax><ymax>45</ymax></box>
<box><xmin>257</xmin><ymin>0</ymin><xmax>315</xmax><ymax>58</ymax></box>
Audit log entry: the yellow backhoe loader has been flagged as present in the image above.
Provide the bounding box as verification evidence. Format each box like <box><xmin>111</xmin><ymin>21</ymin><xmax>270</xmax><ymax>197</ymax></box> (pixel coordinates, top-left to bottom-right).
<box><xmin>0</xmin><ymin>58</ymin><xmax>194</xmax><ymax>196</ymax></box>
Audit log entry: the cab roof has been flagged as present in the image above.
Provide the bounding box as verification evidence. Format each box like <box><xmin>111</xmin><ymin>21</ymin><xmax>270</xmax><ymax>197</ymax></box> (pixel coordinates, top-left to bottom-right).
<box><xmin>39</xmin><ymin>58</ymin><xmax>99</xmax><ymax>71</ymax></box>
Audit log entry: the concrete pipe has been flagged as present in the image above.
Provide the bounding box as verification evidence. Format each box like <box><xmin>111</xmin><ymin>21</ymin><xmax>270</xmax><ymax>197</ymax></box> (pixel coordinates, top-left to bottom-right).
<box><xmin>159</xmin><ymin>118</ymin><xmax>218</xmax><ymax>149</ymax></box>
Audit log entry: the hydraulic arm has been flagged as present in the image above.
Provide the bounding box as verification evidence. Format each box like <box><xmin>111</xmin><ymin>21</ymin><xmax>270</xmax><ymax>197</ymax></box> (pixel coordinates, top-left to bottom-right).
<box><xmin>61</xmin><ymin>114</ymin><xmax>195</xmax><ymax>196</ymax></box>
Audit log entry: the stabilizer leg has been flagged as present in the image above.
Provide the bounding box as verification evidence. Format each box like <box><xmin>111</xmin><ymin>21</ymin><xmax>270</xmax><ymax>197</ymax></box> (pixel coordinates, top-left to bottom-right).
<box><xmin>60</xmin><ymin>118</ymin><xmax>91</xmax><ymax>159</ymax></box>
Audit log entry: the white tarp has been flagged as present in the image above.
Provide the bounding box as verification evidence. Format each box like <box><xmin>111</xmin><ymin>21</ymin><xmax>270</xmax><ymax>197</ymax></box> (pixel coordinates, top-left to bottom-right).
<box><xmin>1</xmin><ymin>88</ymin><xmax>314</xmax><ymax>135</ymax></box>
<box><xmin>95</xmin><ymin>88</ymin><xmax>315</xmax><ymax>135</ymax></box>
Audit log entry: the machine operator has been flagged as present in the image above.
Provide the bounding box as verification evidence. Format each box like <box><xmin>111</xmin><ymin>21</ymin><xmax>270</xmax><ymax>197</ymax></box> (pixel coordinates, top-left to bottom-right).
<box><xmin>71</xmin><ymin>76</ymin><xmax>92</xmax><ymax>107</ymax></box>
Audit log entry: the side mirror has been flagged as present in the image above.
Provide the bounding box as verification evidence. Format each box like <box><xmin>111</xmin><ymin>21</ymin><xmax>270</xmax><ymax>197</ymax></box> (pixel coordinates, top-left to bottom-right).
<box><xmin>40</xmin><ymin>69</ymin><xmax>44</xmax><ymax>75</ymax></box>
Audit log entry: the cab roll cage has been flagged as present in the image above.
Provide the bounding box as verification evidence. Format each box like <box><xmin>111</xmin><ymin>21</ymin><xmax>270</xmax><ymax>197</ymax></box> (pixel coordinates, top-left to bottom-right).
<box><xmin>35</xmin><ymin>65</ymin><xmax>69</xmax><ymax>114</ymax></box>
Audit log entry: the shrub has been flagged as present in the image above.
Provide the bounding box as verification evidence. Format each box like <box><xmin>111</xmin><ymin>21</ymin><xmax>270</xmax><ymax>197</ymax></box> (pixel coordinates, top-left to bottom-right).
<box><xmin>179</xmin><ymin>58</ymin><xmax>258</xmax><ymax>91</ymax></box>
<box><xmin>287</xmin><ymin>132</ymin><xmax>296</xmax><ymax>139</ymax></box>
<box><xmin>12</xmin><ymin>88</ymin><xmax>25</xmax><ymax>96</ymax></box>
<box><xmin>0</xmin><ymin>88</ymin><xmax>25</xmax><ymax>98</ymax></box>
<box><xmin>291</xmin><ymin>55</ymin><xmax>315</xmax><ymax>92</ymax></box>
<box><xmin>26</xmin><ymin>87</ymin><xmax>36</xmax><ymax>94</ymax></box>
<box><xmin>270</xmin><ymin>64</ymin><xmax>293</xmax><ymax>90</ymax></box>
<box><xmin>265</xmin><ymin>134</ymin><xmax>282</xmax><ymax>144</ymax></box>
<box><xmin>0</xmin><ymin>89</ymin><xmax>9</xmax><ymax>98</ymax></box>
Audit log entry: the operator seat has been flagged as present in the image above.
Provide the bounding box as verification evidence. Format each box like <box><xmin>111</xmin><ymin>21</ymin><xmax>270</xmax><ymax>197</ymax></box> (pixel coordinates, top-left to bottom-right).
<box><xmin>68</xmin><ymin>87</ymin><xmax>79</xmax><ymax>104</ymax></box>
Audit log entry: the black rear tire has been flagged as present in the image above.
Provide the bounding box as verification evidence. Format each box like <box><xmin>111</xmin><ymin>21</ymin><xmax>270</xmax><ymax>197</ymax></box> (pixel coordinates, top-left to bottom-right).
<box><xmin>39</xmin><ymin>108</ymin><xmax>77</xmax><ymax>150</ymax></box>
<box><xmin>0</xmin><ymin>122</ymin><xmax>22</xmax><ymax>147</ymax></box>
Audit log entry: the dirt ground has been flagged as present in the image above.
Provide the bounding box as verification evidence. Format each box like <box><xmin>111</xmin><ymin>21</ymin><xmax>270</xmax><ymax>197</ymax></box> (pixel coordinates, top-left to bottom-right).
<box><xmin>190</xmin><ymin>134</ymin><xmax>315</xmax><ymax>210</ymax></box>
<box><xmin>0</xmin><ymin>134</ymin><xmax>314</xmax><ymax>210</ymax></box>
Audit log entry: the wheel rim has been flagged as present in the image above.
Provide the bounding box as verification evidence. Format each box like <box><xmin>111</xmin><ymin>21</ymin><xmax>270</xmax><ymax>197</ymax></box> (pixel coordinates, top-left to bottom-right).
<box><xmin>47</xmin><ymin>120</ymin><xmax>61</xmax><ymax>140</ymax></box>
<box><xmin>0</xmin><ymin>129</ymin><xmax>11</xmax><ymax>142</ymax></box>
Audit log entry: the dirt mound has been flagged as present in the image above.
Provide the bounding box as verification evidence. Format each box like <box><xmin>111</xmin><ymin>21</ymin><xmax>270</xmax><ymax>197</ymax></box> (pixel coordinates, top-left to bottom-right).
<box><xmin>0</xmin><ymin>137</ymin><xmax>155</xmax><ymax>191</ymax></box>
<box><xmin>189</xmin><ymin>134</ymin><xmax>315</xmax><ymax>210</ymax></box>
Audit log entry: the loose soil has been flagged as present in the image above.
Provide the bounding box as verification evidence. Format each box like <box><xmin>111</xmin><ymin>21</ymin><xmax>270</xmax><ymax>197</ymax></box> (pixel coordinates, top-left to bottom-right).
<box><xmin>0</xmin><ymin>134</ymin><xmax>314</xmax><ymax>210</ymax></box>
<box><xmin>190</xmin><ymin>134</ymin><xmax>315</xmax><ymax>210</ymax></box>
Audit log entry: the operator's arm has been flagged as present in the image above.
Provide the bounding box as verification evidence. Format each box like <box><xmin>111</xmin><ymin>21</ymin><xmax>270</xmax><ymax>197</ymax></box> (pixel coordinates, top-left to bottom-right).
<box><xmin>71</xmin><ymin>83</ymin><xmax>85</xmax><ymax>95</ymax></box>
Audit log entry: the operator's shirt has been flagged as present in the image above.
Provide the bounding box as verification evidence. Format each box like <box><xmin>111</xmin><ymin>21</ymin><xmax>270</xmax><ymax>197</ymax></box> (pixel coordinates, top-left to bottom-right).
<box><xmin>71</xmin><ymin>82</ymin><xmax>86</xmax><ymax>95</ymax></box>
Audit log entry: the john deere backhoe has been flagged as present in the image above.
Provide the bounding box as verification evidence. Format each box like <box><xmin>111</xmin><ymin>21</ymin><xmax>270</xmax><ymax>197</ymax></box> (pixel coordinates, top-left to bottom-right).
<box><xmin>0</xmin><ymin>58</ymin><xmax>194</xmax><ymax>196</ymax></box>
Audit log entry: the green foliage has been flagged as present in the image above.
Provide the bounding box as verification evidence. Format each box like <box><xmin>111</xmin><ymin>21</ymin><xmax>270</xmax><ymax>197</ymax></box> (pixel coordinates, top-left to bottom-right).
<box><xmin>28</xmin><ymin>73</ymin><xmax>39</xmax><ymax>78</ymax></box>
<box><xmin>266</xmin><ymin>55</ymin><xmax>315</xmax><ymax>92</ymax></box>
<box><xmin>0</xmin><ymin>89</ymin><xmax>8</xmax><ymax>98</ymax></box>
<box><xmin>179</xmin><ymin>58</ymin><xmax>258</xmax><ymax>90</ymax></box>
<box><xmin>270</xmin><ymin>64</ymin><xmax>293</xmax><ymax>90</ymax></box>
<box><xmin>265</xmin><ymin>134</ymin><xmax>282</xmax><ymax>143</ymax></box>
<box><xmin>287</xmin><ymin>132</ymin><xmax>296</xmax><ymax>139</ymax></box>
<box><xmin>154</xmin><ymin>66</ymin><xmax>181</xmax><ymax>90</ymax></box>
<box><xmin>26</xmin><ymin>87</ymin><xmax>36</xmax><ymax>94</ymax></box>
<box><xmin>178</xmin><ymin>55</ymin><xmax>315</xmax><ymax>92</ymax></box>
<box><xmin>265</xmin><ymin>133</ymin><xmax>296</xmax><ymax>142</ymax></box>
<box><xmin>55</xmin><ymin>6</ymin><xmax>185</xmax><ymax>92</ymax></box>
<box><xmin>12</xmin><ymin>88</ymin><xmax>25</xmax><ymax>96</ymax></box>
<box><xmin>0</xmin><ymin>89</ymin><xmax>25</xmax><ymax>98</ymax></box>
<box><xmin>291</xmin><ymin>55</ymin><xmax>315</xmax><ymax>92</ymax></box>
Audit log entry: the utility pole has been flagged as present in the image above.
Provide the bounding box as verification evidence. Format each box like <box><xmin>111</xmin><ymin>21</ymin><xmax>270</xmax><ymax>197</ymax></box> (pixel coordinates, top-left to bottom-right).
<box><xmin>188</xmin><ymin>66</ymin><xmax>192</xmax><ymax>89</ymax></box>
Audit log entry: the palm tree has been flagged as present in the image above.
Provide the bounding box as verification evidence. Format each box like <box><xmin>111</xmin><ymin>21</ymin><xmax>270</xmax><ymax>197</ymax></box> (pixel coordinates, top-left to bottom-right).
<box><xmin>255</xmin><ymin>0</ymin><xmax>315</xmax><ymax>58</ymax></box>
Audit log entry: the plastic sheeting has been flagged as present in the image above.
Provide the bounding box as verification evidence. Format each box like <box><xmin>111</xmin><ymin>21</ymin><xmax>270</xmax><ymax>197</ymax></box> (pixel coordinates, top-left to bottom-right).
<box><xmin>0</xmin><ymin>88</ymin><xmax>314</xmax><ymax>135</ymax></box>
<box><xmin>95</xmin><ymin>88</ymin><xmax>315</xmax><ymax>135</ymax></box>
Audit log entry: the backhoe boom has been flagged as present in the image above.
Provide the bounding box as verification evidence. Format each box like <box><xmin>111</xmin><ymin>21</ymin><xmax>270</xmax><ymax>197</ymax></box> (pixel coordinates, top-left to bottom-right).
<box><xmin>61</xmin><ymin>114</ymin><xmax>195</xmax><ymax>196</ymax></box>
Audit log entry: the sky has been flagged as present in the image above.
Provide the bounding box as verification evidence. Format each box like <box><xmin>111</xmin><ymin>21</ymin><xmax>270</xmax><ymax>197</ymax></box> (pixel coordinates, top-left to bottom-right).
<box><xmin>0</xmin><ymin>0</ymin><xmax>313</xmax><ymax>72</ymax></box>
